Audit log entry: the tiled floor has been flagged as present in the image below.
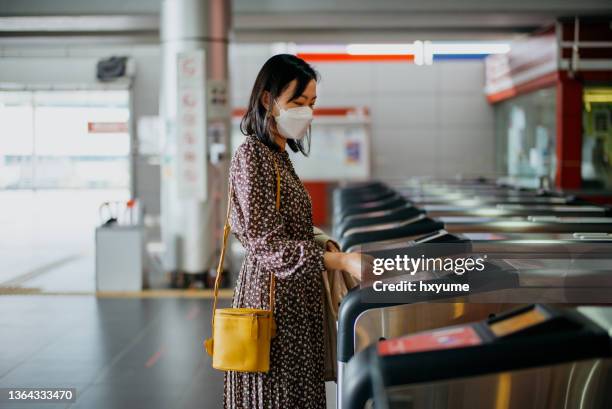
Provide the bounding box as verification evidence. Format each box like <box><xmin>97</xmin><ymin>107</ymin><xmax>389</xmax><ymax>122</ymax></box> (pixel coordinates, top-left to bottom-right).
<box><xmin>0</xmin><ymin>295</ymin><xmax>228</xmax><ymax>409</ymax></box>
<box><xmin>0</xmin><ymin>189</ymin><xmax>174</xmax><ymax>294</ymax></box>
<box><xmin>0</xmin><ymin>189</ymin><xmax>338</xmax><ymax>408</ymax></box>
<box><xmin>0</xmin><ymin>189</ymin><xmax>129</xmax><ymax>289</ymax></box>
<box><xmin>0</xmin><ymin>295</ymin><xmax>338</xmax><ymax>409</ymax></box>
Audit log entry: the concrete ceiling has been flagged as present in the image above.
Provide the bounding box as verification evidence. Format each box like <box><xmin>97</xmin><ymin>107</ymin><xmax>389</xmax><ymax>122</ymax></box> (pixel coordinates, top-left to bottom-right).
<box><xmin>0</xmin><ymin>0</ymin><xmax>610</xmax><ymax>43</ymax></box>
<box><xmin>1</xmin><ymin>0</ymin><xmax>611</xmax><ymax>15</ymax></box>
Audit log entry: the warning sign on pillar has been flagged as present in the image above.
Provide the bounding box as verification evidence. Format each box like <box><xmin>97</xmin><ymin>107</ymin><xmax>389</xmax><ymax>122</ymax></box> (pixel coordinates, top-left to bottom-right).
<box><xmin>177</xmin><ymin>50</ymin><xmax>207</xmax><ymax>201</ymax></box>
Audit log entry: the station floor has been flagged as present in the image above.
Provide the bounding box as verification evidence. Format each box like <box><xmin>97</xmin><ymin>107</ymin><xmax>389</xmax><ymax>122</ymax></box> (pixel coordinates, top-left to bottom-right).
<box><xmin>0</xmin><ymin>189</ymin><xmax>129</xmax><ymax>293</ymax></box>
<box><xmin>0</xmin><ymin>190</ymin><xmax>337</xmax><ymax>409</ymax></box>
<box><xmin>0</xmin><ymin>190</ymin><xmax>226</xmax><ymax>408</ymax></box>
<box><xmin>0</xmin><ymin>295</ymin><xmax>336</xmax><ymax>409</ymax></box>
<box><xmin>0</xmin><ymin>295</ymin><xmax>228</xmax><ymax>409</ymax></box>
<box><xmin>0</xmin><ymin>189</ymin><xmax>174</xmax><ymax>294</ymax></box>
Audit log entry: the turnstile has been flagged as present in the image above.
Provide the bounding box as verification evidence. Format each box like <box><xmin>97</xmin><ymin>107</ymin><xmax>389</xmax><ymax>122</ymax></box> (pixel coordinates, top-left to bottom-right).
<box><xmin>341</xmin><ymin>216</ymin><xmax>612</xmax><ymax>252</ymax></box>
<box><xmin>342</xmin><ymin>304</ymin><xmax>612</xmax><ymax>409</ymax></box>
<box><xmin>334</xmin><ymin>183</ymin><xmax>612</xmax><ymax>251</ymax></box>
<box><xmin>335</xmin><ymin>231</ymin><xmax>612</xmax><ymax>409</ymax></box>
<box><xmin>333</xmin><ymin>203</ymin><xmax>611</xmax><ymax>239</ymax></box>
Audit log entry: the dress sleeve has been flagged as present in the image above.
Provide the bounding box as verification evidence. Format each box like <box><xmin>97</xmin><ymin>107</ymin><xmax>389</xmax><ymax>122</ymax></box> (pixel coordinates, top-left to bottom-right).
<box><xmin>313</xmin><ymin>226</ymin><xmax>340</xmax><ymax>251</ymax></box>
<box><xmin>230</xmin><ymin>143</ymin><xmax>326</xmax><ymax>279</ymax></box>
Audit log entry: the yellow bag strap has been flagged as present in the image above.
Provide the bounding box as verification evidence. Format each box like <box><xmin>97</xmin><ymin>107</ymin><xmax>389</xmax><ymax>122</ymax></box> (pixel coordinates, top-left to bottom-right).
<box><xmin>211</xmin><ymin>155</ymin><xmax>281</xmax><ymax>329</ymax></box>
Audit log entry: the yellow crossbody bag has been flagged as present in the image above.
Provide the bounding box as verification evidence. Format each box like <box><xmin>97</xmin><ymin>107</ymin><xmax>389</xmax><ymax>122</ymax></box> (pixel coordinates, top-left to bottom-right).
<box><xmin>204</xmin><ymin>157</ymin><xmax>280</xmax><ymax>372</ymax></box>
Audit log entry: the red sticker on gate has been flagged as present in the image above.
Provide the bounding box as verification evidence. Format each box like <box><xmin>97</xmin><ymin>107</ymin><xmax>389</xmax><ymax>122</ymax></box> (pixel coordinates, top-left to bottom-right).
<box><xmin>377</xmin><ymin>325</ymin><xmax>482</xmax><ymax>356</ymax></box>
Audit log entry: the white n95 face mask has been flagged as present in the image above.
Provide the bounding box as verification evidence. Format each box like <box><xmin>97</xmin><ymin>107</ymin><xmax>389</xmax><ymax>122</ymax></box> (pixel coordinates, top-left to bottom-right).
<box><xmin>273</xmin><ymin>102</ymin><xmax>313</xmax><ymax>140</ymax></box>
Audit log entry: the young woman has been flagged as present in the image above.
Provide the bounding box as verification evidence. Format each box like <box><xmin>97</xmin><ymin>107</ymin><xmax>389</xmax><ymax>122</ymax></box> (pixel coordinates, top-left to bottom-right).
<box><xmin>224</xmin><ymin>54</ymin><xmax>366</xmax><ymax>408</ymax></box>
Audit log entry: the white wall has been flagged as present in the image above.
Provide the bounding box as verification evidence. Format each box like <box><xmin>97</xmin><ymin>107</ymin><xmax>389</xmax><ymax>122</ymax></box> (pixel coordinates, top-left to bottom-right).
<box><xmin>0</xmin><ymin>42</ymin><xmax>496</xmax><ymax>217</ymax></box>
<box><xmin>230</xmin><ymin>45</ymin><xmax>495</xmax><ymax>180</ymax></box>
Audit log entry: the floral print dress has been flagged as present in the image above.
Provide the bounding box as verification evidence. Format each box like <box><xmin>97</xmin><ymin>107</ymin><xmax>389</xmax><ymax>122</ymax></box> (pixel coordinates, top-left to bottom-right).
<box><xmin>223</xmin><ymin>135</ymin><xmax>327</xmax><ymax>409</ymax></box>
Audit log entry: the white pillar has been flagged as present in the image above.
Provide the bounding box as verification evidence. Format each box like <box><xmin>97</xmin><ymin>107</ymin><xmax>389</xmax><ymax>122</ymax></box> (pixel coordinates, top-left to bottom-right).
<box><xmin>160</xmin><ymin>0</ymin><xmax>231</xmax><ymax>277</ymax></box>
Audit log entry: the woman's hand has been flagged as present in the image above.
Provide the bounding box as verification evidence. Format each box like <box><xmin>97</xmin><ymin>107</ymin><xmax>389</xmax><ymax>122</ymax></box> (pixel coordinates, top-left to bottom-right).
<box><xmin>341</xmin><ymin>252</ymin><xmax>374</xmax><ymax>281</ymax></box>
<box><xmin>325</xmin><ymin>240</ymin><xmax>340</xmax><ymax>252</ymax></box>
<box><xmin>323</xmin><ymin>251</ymin><xmax>374</xmax><ymax>281</ymax></box>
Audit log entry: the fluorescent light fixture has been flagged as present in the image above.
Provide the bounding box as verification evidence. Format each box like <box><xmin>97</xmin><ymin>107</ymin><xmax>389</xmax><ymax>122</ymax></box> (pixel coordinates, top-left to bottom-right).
<box><xmin>295</xmin><ymin>44</ymin><xmax>347</xmax><ymax>54</ymax></box>
<box><xmin>0</xmin><ymin>15</ymin><xmax>156</xmax><ymax>32</ymax></box>
<box><xmin>430</xmin><ymin>43</ymin><xmax>511</xmax><ymax>55</ymax></box>
<box><xmin>454</xmin><ymin>199</ymin><xmax>483</xmax><ymax>207</ymax></box>
<box><xmin>346</xmin><ymin>43</ymin><xmax>414</xmax><ymax>55</ymax></box>
<box><xmin>585</xmin><ymin>95</ymin><xmax>612</xmax><ymax>103</ymax></box>
<box><xmin>413</xmin><ymin>41</ymin><xmax>424</xmax><ymax>65</ymax></box>
<box><xmin>424</xmin><ymin>41</ymin><xmax>434</xmax><ymax>65</ymax></box>
<box><xmin>296</xmin><ymin>41</ymin><xmax>510</xmax><ymax>63</ymax></box>
<box><xmin>584</xmin><ymin>89</ymin><xmax>612</xmax><ymax>102</ymax></box>
<box><xmin>492</xmin><ymin>220</ymin><xmax>532</xmax><ymax>228</ymax></box>
<box><xmin>272</xmin><ymin>42</ymin><xmax>297</xmax><ymax>55</ymax></box>
<box><xmin>583</xmin><ymin>88</ymin><xmax>612</xmax><ymax>112</ymax></box>
<box><xmin>473</xmin><ymin>209</ymin><xmax>504</xmax><ymax>217</ymax></box>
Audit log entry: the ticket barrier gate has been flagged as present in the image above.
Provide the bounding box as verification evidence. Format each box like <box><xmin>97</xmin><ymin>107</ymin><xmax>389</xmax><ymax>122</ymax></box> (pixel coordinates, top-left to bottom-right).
<box><xmin>424</xmin><ymin>204</ymin><xmax>611</xmax><ymax>218</ymax></box>
<box><xmin>335</xmin><ymin>203</ymin><xmax>611</xmax><ymax>240</ymax></box>
<box><xmin>332</xmin><ymin>188</ymin><xmax>572</xmax><ymax>225</ymax></box>
<box><xmin>334</xmin><ymin>185</ymin><xmax>612</xmax><ymax>249</ymax></box>
<box><xmin>335</xmin><ymin>232</ymin><xmax>612</xmax><ymax>408</ymax></box>
<box><xmin>334</xmin><ymin>182</ymin><xmax>596</xmax><ymax>218</ymax></box>
<box><xmin>335</xmin><ymin>185</ymin><xmax>612</xmax><ymax>251</ymax></box>
<box><xmin>334</xmin><ymin>182</ymin><xmax>391</xmax><ymax>208</ymax></box>
<box><xmin>336</xmin><ymin>181</ymin><xmax>569</xmax><ymax>206</ymax></box>
<box><xmin>389</xmin><ymin>178</ymin><xmax>563</xmax><ymax>195</ymax></box>
<box><xmin>411</xmin><ymin>195</ymin><xmax>574</xmax><ymax>205</ymax></box>
<box><xmin>336</xmin><ymin>273</ymin><xmax>518</xmax><ymax>409</ymax></box>
<box><xmin>342</xmin><ymin>304</ymin><xmax>612</xmax><ymax>409</ymax></box>
<box><xmin>335</xmin><ymin>205</ymin><xmax>427</xmax><ymax>238</ymax></box>
<box><xmin>336</xmin><ymin>230</ymin><xmax>511</xmax><ymax>409</ymax></box>
<box><xmin>340</xmin><ymin>216</ymin><xmax>612</xmax><ymax>252</ymax></box>
<box><xmin>335</xmin><ymin>193</ymin><xmax>411</xmax><ymax>222</ymax></box>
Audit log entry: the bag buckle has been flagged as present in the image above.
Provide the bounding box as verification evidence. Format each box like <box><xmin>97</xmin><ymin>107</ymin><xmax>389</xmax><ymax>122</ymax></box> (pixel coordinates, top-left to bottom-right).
<box><xmin>204</xmin><ymin>337</ymin><xmax>214</xmax><ymax>356</ymax></box>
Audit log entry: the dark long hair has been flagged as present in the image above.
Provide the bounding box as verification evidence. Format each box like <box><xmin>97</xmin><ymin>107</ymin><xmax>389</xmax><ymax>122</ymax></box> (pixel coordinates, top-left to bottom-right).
<box><xmin>240</xmin><ymin>54</ymin><xmax>319</xmax><ymax>155</ymax></box>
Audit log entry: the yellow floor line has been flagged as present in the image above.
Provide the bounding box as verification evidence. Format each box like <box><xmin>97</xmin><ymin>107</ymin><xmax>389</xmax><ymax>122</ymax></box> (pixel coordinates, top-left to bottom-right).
<box><xmin>0</xmin><ymin>254</ymin><xmax>84</xmax><ymax>287</ymax></box>
<box><xmin>0</xmin><ymin>287</ymin><xmax>43</xmax><ymax>295</ymax></box>
<box><xmin>96</xmin><ymin>289</ymin><xmax>234</xmax><ymax>299</ymax></box>
<box><xmin>0</xmin><ymin>287</ymin><xmax>234</xmax><ymax>299</ymax></box>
